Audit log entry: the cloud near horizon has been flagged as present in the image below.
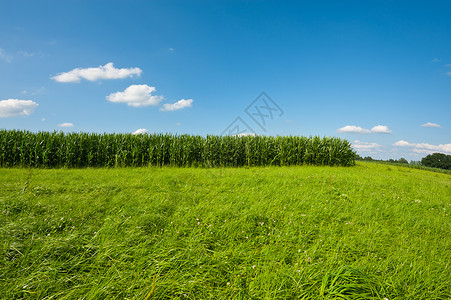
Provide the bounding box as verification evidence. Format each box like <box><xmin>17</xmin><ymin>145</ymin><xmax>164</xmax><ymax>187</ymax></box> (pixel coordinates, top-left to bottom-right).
<box><xmin>160</xmin><ymin>99</ymin><xmax>193</xmax><ymax>112</ymax></box>
<box><xmin>421</xmin><ymin>122</ymin><xmax>441</xmax><ymax>128</ymax></box>
<box><xmin>337</xmin><ymin>125</ymin><xmax>392</xmax><ymax>134</ymax></box>
<box><xmin>58</xmin><ymin>122</ymin><xmax>74</xmax><ymax>127</ymax></box>
<box><xmin>132</xmin><ymin>128</ymin><xmax>148</xmax><ymax>135</ymax></box>
<box><xmin>52</xmin><ymin>62</ymin><xmax>142</xmax><ymax>83</ymax></box>
<box><xmin>0</xmin><ymin>99</ymin><xmax>38</xmax><ymax>117</ymax></box>
<box><xmin>107</xmin><ymin>85</ymin><xmax>163</xmax><ymax>107</ymax></box>
<box><xmin>393</xmin><ymin>140</ymin><xmax>451</xmax><ymax>155</ymax></box>
<box><xmin>352</xmin><ymin>140</ymin><xmax>382</xmax><ymax>150</ymax></box>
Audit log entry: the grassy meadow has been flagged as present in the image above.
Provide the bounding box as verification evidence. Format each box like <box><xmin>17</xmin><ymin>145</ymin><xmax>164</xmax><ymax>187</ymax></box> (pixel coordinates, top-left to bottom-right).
<box><xmin>1</xmin><ymin>162</ymin><xmax>450</xmax><ymax>299</ymax></box>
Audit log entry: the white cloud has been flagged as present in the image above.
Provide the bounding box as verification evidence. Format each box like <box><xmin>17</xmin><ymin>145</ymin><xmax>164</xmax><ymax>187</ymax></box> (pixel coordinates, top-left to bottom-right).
<box><xmin>58</xmin><ymin>123</ymin><xmax>74</xmax><ymax>127</ymax></box>
<box><xmin>51</xmin><ymin>62</ymin><xmax>142</xmax><ymax>83</ymax></box>
<box><xmin>176</xmin><ymin>122</ymin><xmax>182</xmax><ymax>126</ymax></box>
<box><xmin>352</xmin><ymin>140</ymin><xmax>382</xmax><ymax>150</ymax></box>
<box><xmin>432</xmin><ymin>58</ymin><xmax>441</xmax><ymax>63</ymax></box>
<box><xmin>0</xmin><ymin>48</ymin><xmax>12</xmax><ymax>62</ymax></box>
<box><xmin>160</xmin><ymin>99</ymin><xmax>193</xmax><ymax>112</ymax></box>
<box><xmin>337</xmin><ymin>125</ymin><xmax>370</xmax><ymax>134</ymax></box>
<box><xmin>233</xmin><ymin>133</ymin><xmax>257</xmax><ymax>137</ymax></box>
<box><xmin>393</xmin><ymin>140</ymin><xmax>451</xmax><ymax>154</ymax></box>
<box><xmin>107</xmin><ymin>84</ymin><xmax>163</xmax><ymax>107</ymax></box>
<box><xmin>132</xmin><ymin>128</ymin><xmax>148</xmax><ymax>135</ymax></box>
<box><xmin>337</xmin><ymin>125</ymin><xmax>392</xmax><ymax>134</ymax></box>
<box><xmin>0</xmin><ymin>99</ymin><xmax>38</xmax><ymax>117</ymax></box>
<box><xmin>18</xmin><ymin>50</ymin><xmax>34</xmax><ymax>57</ymax></box>
<box><xmin>169</xmin><ymin>48</ymin><xmax>175</xmax><ymax>52</ymax></box>
<box><xmin>370</xmin><ymin>125</ymin><xmax>392</xmax><ymax>133</ymax></box>
<box><xmin>393</xmin><ymin>140</ymin><xmax>410</xmax><ymax>147</ymax></box>
<box><xmin>421</xmin><ymin>122</ymin><xmax>441</xmax><ymax>128</ymax></box>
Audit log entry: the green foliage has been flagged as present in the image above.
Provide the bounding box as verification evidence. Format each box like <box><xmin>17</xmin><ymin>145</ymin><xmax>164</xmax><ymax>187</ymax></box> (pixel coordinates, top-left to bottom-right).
<box><xmin>0</xmin><ymin>130</ymin><xmax>356</xmax><ymax>168</ymax></box>
<box><xmin>0</xmin><ymin>162</ymin><xmax>449</xmax><ymax>299</ymax></box>
<box><xmin>421</xmin><ymin>153</ymin><xmax>451</xmax><ymax>170</ymax></box>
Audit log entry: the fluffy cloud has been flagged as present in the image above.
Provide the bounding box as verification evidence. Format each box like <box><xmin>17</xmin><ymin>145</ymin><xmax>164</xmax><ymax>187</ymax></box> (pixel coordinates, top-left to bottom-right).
<box><xmin>337</xmin><ymin>125</ymin><xmax>392</xmax><ymax>134</ymax></box>
<box><xmin>370</xmin><ymin>125</ymin><xmax>392</xmax><ymax>133</ymax></box>
<box><xmin>393</xmin><ymin>140</ymin><xmax>451</xmax><ymax>154</ymax></box>
<box><xmin>160</xmin><ymin>99</ymin><xmax>193</xmax><ymax>112</ymax></box>
<box><xmin>107</xmin><ymin>85</ymin><xmax>163</xmax><ymax>107</ymax></box>
<box><xmin>421</xmin><ymin>122</ymin><xmax>441</xmax><ymax>128</ymax></box>
<box><xmin>58</xmin><ymin>123</ymin><xmax>74</xmax><ymax>127</ymax></box>
<box><xmin>132</xmin><ymin>128</ymin><xmax>148</xmax><ymax>135</ymax></box>
<box><xmin>0</xmin><ymin>99</ymin><xmax>38</xmax><ymax>117</ymax></box>
<box><xmin>337</xmin><ymin>125</ymin><xmax>370</xmax><ymax>134</ymax></box>
<box><xmin>352</xmin><ymin>140</ymin><xmax>382</xmax><ymax>150</ymax></box>
<box><xmin>52</xmin><ymin>62</ymin><xmax>142</xmax><ymax>83</ymax></box>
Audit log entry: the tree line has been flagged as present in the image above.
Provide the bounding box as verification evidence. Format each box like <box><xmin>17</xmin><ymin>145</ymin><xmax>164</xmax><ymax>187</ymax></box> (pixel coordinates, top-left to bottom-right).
<box><xmin>355</xmin><ymin>153</ymin><xmax>451</xmax><ymax>170</ymax></box>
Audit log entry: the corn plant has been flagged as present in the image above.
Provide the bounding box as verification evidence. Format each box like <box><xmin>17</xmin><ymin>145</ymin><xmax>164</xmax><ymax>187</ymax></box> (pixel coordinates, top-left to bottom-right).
<box><xmin>0</xmin><ymin>130</ymin><xmax>356</xmax><ymax>168</ymax></box>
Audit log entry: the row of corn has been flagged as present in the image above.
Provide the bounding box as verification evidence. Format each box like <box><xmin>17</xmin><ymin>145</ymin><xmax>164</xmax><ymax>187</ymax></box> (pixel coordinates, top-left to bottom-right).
<box><xmin>0</xmin><ymin>130</ymin><xmax>356</xmax><ymax>167</ymax></box>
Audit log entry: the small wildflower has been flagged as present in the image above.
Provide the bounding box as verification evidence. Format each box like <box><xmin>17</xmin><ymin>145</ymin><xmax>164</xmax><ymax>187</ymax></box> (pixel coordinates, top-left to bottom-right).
<box><xmin>227</xmin><ymin>282</ymin><xmax>230</xmax><ymax>286</ymax></box>
<box><xmin>252</xmin><ymin>265</ymin><xmax>256</xmax><ymax>269</ymax></box>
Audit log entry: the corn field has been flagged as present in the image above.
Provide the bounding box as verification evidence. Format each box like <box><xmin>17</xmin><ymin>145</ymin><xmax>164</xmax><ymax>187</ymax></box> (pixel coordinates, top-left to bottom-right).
<box><xmin>0</xmin><ymin>130</ymin><xmax>356</xmax><ymax>167</ymax></box>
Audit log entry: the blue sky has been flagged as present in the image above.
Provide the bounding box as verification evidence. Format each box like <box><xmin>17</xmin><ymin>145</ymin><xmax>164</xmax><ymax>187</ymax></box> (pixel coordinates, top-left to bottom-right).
<box><xmin>0</xmin><ymin>0</ymin><xmax>450</xmax><ymax>160</ymax></box>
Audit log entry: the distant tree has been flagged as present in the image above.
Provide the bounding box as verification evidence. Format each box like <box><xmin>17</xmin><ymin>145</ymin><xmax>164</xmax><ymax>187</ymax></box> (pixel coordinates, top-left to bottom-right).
<box><xmin>388</xmin><ymin>159</ymin><xmax>395</xmax><ymax>163</ymax></box>
<box><xmin>363</xmin><ymin>156</ymin><xmax>373</xmax><ymax>161</ymax></box>
<box><xmin>355</xmin><ymin>154</ymin><xmax>363</xmax><ymax>161</ymax></box>
<box><xmin>410</xmin><ymin>160</ymin><xmax>421</xmax><ymax>166</ymax></box>
<box><xmin>397</xmin><ymin>158</ymin><xmax>408</xmax><ymax>164</ymax></box>
<box><xmin>421</xmin><ymin>153</ymin><xmax>451</xmax><ymax>170</ymax></box>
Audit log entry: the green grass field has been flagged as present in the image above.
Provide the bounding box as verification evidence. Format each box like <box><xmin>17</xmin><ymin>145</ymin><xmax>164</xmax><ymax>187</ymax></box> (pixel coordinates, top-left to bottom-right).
<box><xmin>1</xmin><ymin>162</ymin><xmax>450</xmax><ymax>299</ymax></box>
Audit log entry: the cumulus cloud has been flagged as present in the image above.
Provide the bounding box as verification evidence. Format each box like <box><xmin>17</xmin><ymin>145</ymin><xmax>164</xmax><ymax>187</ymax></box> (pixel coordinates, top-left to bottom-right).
<box><xmin>370</xmin><ymin>125</ymin><xmax>392</xmax><ymax>133</ymax></box>
<box><xmin>393</xmin><ymin>140</ymin><xmax>451</xmax><ymax>155</ymax></box>
<box><xmin>107</xmin><ymin>85</ymin><xmax>163</xmax><ymax>107</ymax></box>
<box><xmin>337</xmin><ymin>125</ymin><xmax>371</xmax><ymax>134</ymax></box>
<box><xmin>58</xmin><ymin>123</ymin><xmax>74</xmax><ymax>127</ymax></box>
<box><xmin>337</xmin><ymin>125</ymin><xmax>392</xmax><ymax>134</ymax></box>
<box><xmin>352</xmin><ymin>140</ymin><xmax>382</xmax><ymax>150</ymax></box>
<box><xmin>160</xmin><ymin>99</ymin><xmax>193</xmax><ymax>112</ymax></box>
<box><xmin>52</xmin><ymin>62</ymin><xmax>142</xmax><ymax>83</ymax></box>
<box><xmin>0</xmin><ymin>99</ymin><xmax>38</xmax><ymax>117</ymax></box>
<box><xmin>132</xmin><ymin>128</ymin><xmax>148</xmax><ymax>135</ymax></box>
<box><xmin>421</xmin><ymin>122</ymin><xmax>441</xmax><ymax>128</ymax></box>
